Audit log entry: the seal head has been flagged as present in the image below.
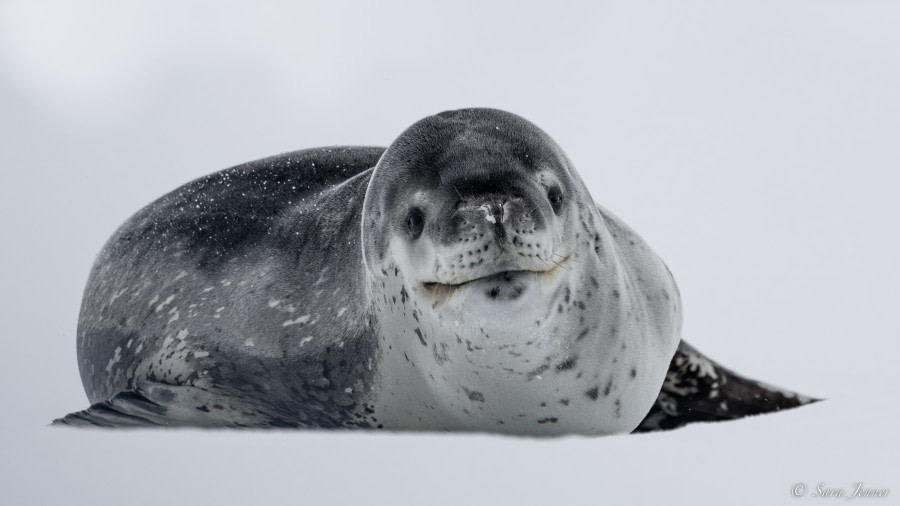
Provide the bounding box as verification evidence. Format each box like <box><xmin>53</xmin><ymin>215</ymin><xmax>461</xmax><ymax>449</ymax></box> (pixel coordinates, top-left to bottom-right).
<box><xmin>363</xmin><ymin>109</ymin><xmax>682</xmax><ymax>435</ymax></box>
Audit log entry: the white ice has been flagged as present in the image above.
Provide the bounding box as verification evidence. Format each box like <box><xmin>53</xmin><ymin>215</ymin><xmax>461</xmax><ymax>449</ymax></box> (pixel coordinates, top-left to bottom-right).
<box><xmin>1</xmin><ymin>1</ymin><xmax>899</xmax><ymax>505</ymax></box>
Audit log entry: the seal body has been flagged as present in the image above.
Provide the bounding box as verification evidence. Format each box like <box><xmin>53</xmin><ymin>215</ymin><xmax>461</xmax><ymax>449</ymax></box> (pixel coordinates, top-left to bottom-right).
<box><xmin>59</xmin><ymin>109</ymin><xmax>814</xmax><ymax>433</ymax></box>
<box><xmin>74</xmin><ymin>147</ymin><xmax>386</xmax><ymax>427</ymax></box>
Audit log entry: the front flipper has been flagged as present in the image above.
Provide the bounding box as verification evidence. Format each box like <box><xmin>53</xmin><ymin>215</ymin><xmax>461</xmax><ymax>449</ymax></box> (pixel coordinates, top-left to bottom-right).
<box><xmin>53</xmin><ymin>382</ymin><xmax>294</xmax><ymax>428</ymax></box>
<box><xmin>634</xmin><ymin>340</ymin><xmax>820</xmax><ymax>433</ymax></box>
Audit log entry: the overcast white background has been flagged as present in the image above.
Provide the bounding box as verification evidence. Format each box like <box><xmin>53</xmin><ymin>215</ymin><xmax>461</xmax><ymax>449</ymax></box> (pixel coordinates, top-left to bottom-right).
<box><xmin>1</xmin><ymin>1</ymin><xmax>897</xmax><ymax>505</ymax></box>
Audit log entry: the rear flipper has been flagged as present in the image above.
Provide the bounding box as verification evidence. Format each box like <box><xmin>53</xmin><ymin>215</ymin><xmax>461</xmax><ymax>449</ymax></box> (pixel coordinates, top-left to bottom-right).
<box><xmin>634</xmin><ymin>340</ymin><xmax>820</xmax><ymax>433</ymax></box>
<box><xmin>53</xmin><ymin>382</ymin><xmax>291</xmax><ymax>428</ymax></box>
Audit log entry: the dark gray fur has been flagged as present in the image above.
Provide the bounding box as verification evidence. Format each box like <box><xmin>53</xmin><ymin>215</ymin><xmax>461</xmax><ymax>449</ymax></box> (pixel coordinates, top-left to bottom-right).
<box><xmin>64</xmin><ymin>147</ymin><xmax>386</xmax><ymax>428</ymax></box>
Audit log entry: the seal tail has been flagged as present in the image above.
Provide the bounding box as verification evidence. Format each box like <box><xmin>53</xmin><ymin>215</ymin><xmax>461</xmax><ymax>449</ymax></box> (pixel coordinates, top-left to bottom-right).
<box><xmin>52</xmin><ymin>382</ymin><xmax>291</xmax><ymax>428</ymax></box>
<box><xmin>53</xmin><ymin>388</ymin><xmax>169</xmax><ymax>427</ymax></box>
<box><xmin>633</xmin><ymin>340</ymin><xmax>820</xmax><ymax>433</ymax></box>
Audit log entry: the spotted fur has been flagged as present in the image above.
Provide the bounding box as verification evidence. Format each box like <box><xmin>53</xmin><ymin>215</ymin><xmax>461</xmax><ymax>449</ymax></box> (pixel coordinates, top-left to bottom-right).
<box><xmin>634</xmin><ymin>341</ymin><xmax>817</xmax><ymax>432</ymax></box>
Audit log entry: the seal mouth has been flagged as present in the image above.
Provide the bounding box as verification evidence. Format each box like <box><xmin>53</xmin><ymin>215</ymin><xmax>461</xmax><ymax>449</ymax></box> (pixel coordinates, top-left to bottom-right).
<box><xmin>421</xmin><ymin>255</ymin><xmax>571</xmax><ymax>296</ymax></box>
<box><xmin>422</xmin><ymin>269</ymin><xmax>536</xmax><ymax>293</ymax></box>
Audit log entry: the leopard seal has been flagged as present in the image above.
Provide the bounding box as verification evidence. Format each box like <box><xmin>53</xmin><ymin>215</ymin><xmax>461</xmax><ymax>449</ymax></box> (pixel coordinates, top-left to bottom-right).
<box><xmin>56</xmin><ymin>108</ymin><xmax>816</xmax><ymax>434</ymax></box>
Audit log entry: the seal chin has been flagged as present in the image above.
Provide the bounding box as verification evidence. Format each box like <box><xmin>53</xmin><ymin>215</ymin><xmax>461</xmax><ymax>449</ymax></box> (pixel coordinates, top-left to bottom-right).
<box><xmin>474</xmin><ymin>270</ymin><xmax>536</xmax><ymax>302</ymax></box>
<box><xmin>423</xmin><ymin>269</ymin><xmax>533</xmax><ymax>300</ymax></box>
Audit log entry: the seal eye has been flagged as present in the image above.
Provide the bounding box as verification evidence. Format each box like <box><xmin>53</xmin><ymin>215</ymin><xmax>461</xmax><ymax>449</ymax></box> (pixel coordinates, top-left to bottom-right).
<box><xmin>406</xmin><ymin>208</ymin><xmax>425</xmax><ymax>239</ymax></box>
<box><xmin>548</xmin><ymin>186</ymin><xmax>564</xmax><ymax>214</ymax></box>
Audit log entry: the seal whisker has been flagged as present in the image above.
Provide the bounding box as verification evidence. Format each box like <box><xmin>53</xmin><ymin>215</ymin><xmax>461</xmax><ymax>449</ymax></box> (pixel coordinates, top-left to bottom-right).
<box><xmin>551</xmin><ymin>251</ymin><xmax>579</xmax><ymax>266</ymax></box>
<box><xmin>548</xmin><ymin>256</ymin><xmax>571</xmax><ymax>272</ymax></box>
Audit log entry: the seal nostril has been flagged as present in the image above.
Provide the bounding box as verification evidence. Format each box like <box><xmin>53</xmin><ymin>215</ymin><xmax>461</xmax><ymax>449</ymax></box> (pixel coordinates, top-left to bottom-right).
<box><xmin>548</xmin><ymin>186</ymin><xmax>564</xmax><ymax>214</ymax></box>
<box><xmin>407</xmin><ymin>208</ymin><xmax>425</xmax><ymax>239</ymax></box>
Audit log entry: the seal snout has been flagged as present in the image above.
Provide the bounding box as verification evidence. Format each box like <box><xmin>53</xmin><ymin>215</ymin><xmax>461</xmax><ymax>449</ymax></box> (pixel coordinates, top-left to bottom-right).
<box><xmin>414</xmin><ymin>182</ymin><xmax>569</xmax><ymax>291</ymax></box>
<box><xmin>449</xmin><ymin>193</ymin><xmax>540</xmax><ymax>245</ymax></box>
<box><xmin>475</xmin><ymin>200</ymin><xmax>508</xmax><ymax>241</ymax></box>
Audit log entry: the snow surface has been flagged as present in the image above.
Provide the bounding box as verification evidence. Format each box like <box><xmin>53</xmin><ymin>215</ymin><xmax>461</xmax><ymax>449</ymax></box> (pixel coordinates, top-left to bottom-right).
<box><xmin>1</xmin><ymin>1</ymin><xmax>898</xmax><ymax>505</ymax></box>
